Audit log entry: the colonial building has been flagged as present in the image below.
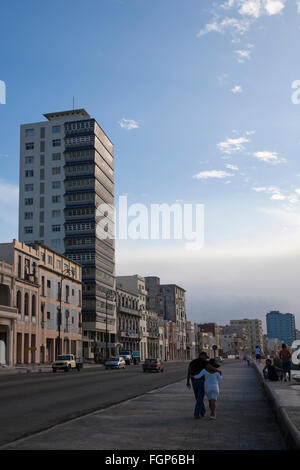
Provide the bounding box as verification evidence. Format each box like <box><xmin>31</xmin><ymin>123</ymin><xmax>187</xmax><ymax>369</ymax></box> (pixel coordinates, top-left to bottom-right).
<box><xmin>0</xmin><ymin>260</ymin><xmax>18</xmax><ymax>365</ymax></box>
<box><xmin>0</xmin><ymin>240</ymin><xmax>82</xmax><ymax>364</ymax></box>
<box><xmin>116</xmin><ymin>285</ymin><xmax>141</xmax><ymax>354</ymax></box>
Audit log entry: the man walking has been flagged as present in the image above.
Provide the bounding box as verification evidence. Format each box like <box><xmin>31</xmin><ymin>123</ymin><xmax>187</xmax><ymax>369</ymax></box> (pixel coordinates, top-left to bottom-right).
<box><xmin>279</xmin><ymin>343</ymin><xmax>292</xmax><ymax>382</ymax></box>
<box><xmin>186</xmin><ymin>352</ymin><xmax>221</xmax><ymax>419</ymax></box>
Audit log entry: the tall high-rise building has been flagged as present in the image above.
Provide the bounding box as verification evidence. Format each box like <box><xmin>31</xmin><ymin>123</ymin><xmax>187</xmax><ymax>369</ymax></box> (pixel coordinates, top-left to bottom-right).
<box><xmin>266</xmin><ymin>311</ymin><xmax>296</xmax><ymax>346</ymax></box>
<box><xmin>19</xmin><ymin>110</ymin><xmax>116</xmax><ymax>359</ymax></box>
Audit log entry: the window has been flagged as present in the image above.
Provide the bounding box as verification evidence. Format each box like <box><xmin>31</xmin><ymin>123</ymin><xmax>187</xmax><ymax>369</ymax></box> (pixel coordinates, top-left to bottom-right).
<box><xmin>25</xmin><ymin>212</ymin><xmax>33</xmax><ymax>220</ymax></box>
<box><xmin>52</xmin><ymin>224</ymin><xmax>61</xmax><ymax>232</ymax></box>
<box><xmin>47</xmin><ymin>312</ymin><xmax>51</xmax><ymax>320</ymax></box>
<box><xmin>40</xmin><ymin>155</ymin><xmax>45</xmax><ymax>166</ymax></box>
<box><xmin>52</xmin><ymin>209</ymin><xmax>61</xmax><ymax>218</ymax></box>
<box><xmin>48</xmin><ymin>256</ymin><xmax>53</xmax><ymax>265</ymax></box>
<box><xmin>25</xmin><ymin>198</ymin><xmax>33</xmax><ymax>205</ymax></box>
<box><xmin>25</xmin><ymin>129</ymin><xmax>34</xmax><ymax>137</ymax></box>
<box><xmin>52</xmin><ymin>139</ymin><xmax>61</xmax><ymax>147</ymax></box>
<box><xmin>24</xmin><ymin>226</ymin><xmax>33</xmax><ymax>234</ymax></box>
<box><xmin>40</xmin><ymin>141</ymin><xmax>45</xmax><ymax>152</ymax></box>
<box><xmin>40</xmin><ymin>127</ymin><xmax>45</xmax><ymax>139</ymax></box>
<box><xmin>52</xmin><ymin>167</ymin><xmax>61</xmax><ymax>175</ymax></box>
<box><xmin>56</xmin><ymin>259</ymin><xmax>61</xmax><ymax>269</ymax></box>
<box><xmin>25</xmin><ymin>184</ymin><xmax>33</xmax><ymax>191</ymax></box>
<box><xmin>25</xmin><ymin>170</ymin><xmax>34</xmax><ymax>177</ymax></box>
<box><xmin>52</xmin><ymin>153</ymin><xmax>61</xmax><ymax>161</ymax></box>
<box><xmin>25</xmin><ymin>142</ymin><xmax>34</xmax><ymax>150</ymax></box>
<box><xmin>52</xmin><ymin>125</ymin><xmax>61</xmax><ymax>133</ymax></box>
<box><xmin>52</xmin><ymin>181</ymin><xmax>61</xmax><ymax>189</ymax></box>
<box><xmin>52</xmin><ymin>195</ymin><xmax>61</xmax><ymax>203</ymax></box>
<box><xmin>25</xmin><ymin>156</ymin><xmax>34</xmax><ymax>164</ymax></box>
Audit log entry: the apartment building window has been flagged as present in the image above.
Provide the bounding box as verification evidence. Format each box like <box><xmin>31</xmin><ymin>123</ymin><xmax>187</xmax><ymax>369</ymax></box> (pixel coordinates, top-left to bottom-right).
<box><xmin>56</xmin><ymin>260</ymin><xmax>61</xmax><ymax>270</ymax></box>
<box><xmin>40</xmin><ymin>183</ymin><xmax>44</xmax><ymax>194</ymax></box>
<box><xmin>40</xmin><ymin>155</ymin><xmax>45</xmax><ymax>166</ymax></box>
<box><xmin>52</xmin><ymin>195</ymin><xmax>61</xmax><ymax>203</ymax></box>
<box><xmin>52</xmin><ymin>139</ymin><xmax>61</xmax><ymax>147</ymax></box>
<box><xmin>25</xmin><ymin>156</ymin><xmax>34</xmax><ymax>164</ymax></box>
<box><xmin>25</xmin><ymin>198</ymin><xmax>33</xmax><ymax>206</ymax></box>
<box><xmin>52</xmin><ymin>181</ymin><xmax>61</xmax><ymax>189</ymax></box>
<box><xmin>41</xmin><ymin>276</ymin><xmax>45</xmax><ymax>296</ymax></box>
<box><xmin>40</xmin><ymin>225</ymin><xmax>44</xmax><ymax>237</ymax></box>
<box><xmin>48</xmin><ymin>256</ymin><xmax>53</xmax><ymax>264</ymax></box>
<box><xmin>52</xmin><ymin>167</ymin><xmax>61</xmax><ymax>175</ymax></box>
<box><xmin>40</xmin><ymin>211</ymin><xmax>44</xmax><ymax>223</ymax></box>
<box><xmin>52</xmin><ymin>153</ymin><xmax>61</xmax><ymax>161</ymax></box>
<box><xmin>25</xmin><ymin>184</ymin><xmax>33</xmax><ymax>191</ymax></box>
<box><xmin>25</xmin><ymin>142</ymin><xmax>34</xmax><ymax>150</ymax></box>
<box><xmin>24</xmin><ymin>226</ymin><xmax>33</xmax><ymax>234</ymax></box>
<box><xmin>40</xmin><ymin>141</ymin><xmax>45</xmax><ymax>152</ymax></box>
<box><xmin>40</xmin><ymin>169</ymin><xmax>45</xmax><ymax>180</ymax></box>
<box><xmin>52</xmin><ymin>224</ymin><xmax>61</xmax><ymax>232</ymax></box>
<box><xmin>40</xmin><ymin>127</ymin><xmax>45</xmax><ymax>139</ymax></box>
<box><xmin>52</xmin><ymin>209</ymin><xmax>61</xmax><ymax>218</ymax></box>
<box><xmin>47</xmin><ymin>280</ymin><xmax>51</xmax><ymax>296</ymax></box>
<box><xmin>25</xmin><ymin>129</ymin><xmax>34</xmax><ymax>137</ymax></box>
<box><xmin>25</xmin><ymin>170</ymin><xmax>34</xmax><ymax>177</ymax></box>
<box><xmin>25</xmin><ymin>212</ymin><xmax>33</xmax><ymax>220</ymax></box>
<box><xmin>52</xmin><ymin>126</ymin><xmax>61</xmax><ymax>134</ymax></box>
<box><xmin>40</xmin><ymin>197</ymin><xmax>44</xmax><ymax>208</ymax></box>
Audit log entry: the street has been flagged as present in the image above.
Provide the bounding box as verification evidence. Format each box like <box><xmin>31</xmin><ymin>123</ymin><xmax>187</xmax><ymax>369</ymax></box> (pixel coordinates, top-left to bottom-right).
<box><xmin>0</xmin><ymin>361</ymin><xmax>187</xmax><ymax>447</ymax></box>
<box><xmin>0</xmin><ymin>361</ymin><xmax>285</xmax><ymax>450</ymax></box>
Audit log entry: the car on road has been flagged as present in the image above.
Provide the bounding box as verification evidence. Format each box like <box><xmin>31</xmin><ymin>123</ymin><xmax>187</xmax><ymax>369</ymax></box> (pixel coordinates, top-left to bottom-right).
<box><xmin>143</xmin><ymin>358</ymin><xmax>164</xmax><ymax>373</ymax></box>
<box><xmin>215</xmin><ymin>356</ymin><xmax>223</xmax><ymax>364</ymax></box>
<box><xmin>105</xmin><ymin>357</ymin><xmax>126</xmax><ymax>369</ymax></box>
<box><xmin>52</xmin><ymin>354</ymin><xmax>82</xmax><ymax>372</ymax></box>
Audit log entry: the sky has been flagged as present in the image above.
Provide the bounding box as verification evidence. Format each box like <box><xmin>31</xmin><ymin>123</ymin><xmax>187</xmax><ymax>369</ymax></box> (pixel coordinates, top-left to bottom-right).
<box><xmin>1</xmin><ymin>0</ymin><xmax>300</xmax><ymax>331</ymax></box>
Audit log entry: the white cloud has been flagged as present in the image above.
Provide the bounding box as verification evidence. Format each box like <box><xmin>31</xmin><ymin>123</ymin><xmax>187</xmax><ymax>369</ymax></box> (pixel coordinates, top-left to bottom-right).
<box><xmin>197</xmin><ymin>17</ymin><xmax>250</xmax><ymax>37</ymax></box>
<box><xmin>119</xmin><ymin>118</ymin><xmax>139</xmax><ymax>130</ymax></box>
<box><xmin>297</xmin><ymin>1</ymin><xmax>300</xmax><ymax>13</ymax></box>
<box><xmin>295</xmin><ymin>189</ymin><xmax>300</xmax><ymax>195</ymax></box>
<box><xmin>264</xmin><ymin>0</ymin><xmax>286</xmax><ymax>15</ymax></box>
<box><xmin>193</xmin><ymin>170</ymin><xmax>234</xmax><ymax>180</ymax></box>
<box><xmin>231</xmin><ymin>85</ymin><xmax>243</xmax><ymax>93</ymax></box>
<box><xmin>217</xmin><ymin>135</ymin><xmax>250</xmax><ymax>154</ymax></box>
<box><xmin>235</xmin><ymin>49</ymin><xmax>251</xmax><ymax>62</ymax></box>
<box><xmin>270</xmin><ymin>193</ymin><xmax>286</xmax><ymax>200</ymax></box>
<box><xmin>226</xmin><ymin>164</ymin><xmax>239</xmax><ymax>170</ymax></box>
<box><xmin>253</xmin><ymin>150</ymin><xmax>286</xmax><ymax>163</ymax></box>
<box><xmin>238</xmin><ymin>0</ymin><xmax>261</xmax><ymax>18</ymax></box>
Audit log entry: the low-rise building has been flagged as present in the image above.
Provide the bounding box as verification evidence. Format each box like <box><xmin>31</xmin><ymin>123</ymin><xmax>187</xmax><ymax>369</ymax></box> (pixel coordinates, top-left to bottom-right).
<box><xmin>0</xmin><ymin>260</ymin><xmax>18</xmax><ymax>365</ymax></box>
<box><xmin>116</xmin><ymin>285</ymin><xmax>141</xmax><ymax>355</ymax></box>
<box><xmin>0</xmin><ymin>240</ymin><xmax>82</xmax><ymax>364</ymax></box>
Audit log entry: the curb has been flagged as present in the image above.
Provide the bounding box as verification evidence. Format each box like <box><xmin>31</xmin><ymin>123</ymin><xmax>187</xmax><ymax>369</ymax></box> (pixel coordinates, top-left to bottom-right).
<box><xmin>253</xmin><ymin>362</ymin><xmax>300</xmax><ymax>450</ymax></box>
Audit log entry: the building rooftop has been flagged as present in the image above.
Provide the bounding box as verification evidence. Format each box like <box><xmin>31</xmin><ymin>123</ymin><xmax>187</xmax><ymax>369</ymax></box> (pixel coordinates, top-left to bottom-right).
<box><xmin>43</xmin><ymin>109</ymin><xmax>90</xmax><ymax>121</ymax></box>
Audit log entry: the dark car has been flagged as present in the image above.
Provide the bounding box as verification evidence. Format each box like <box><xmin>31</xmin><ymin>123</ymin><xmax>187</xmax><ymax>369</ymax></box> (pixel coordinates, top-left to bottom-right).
<box><xmin>143</xmin><ymin>358</ymin><xmax>164</xmax><ymax>373</ymax></box>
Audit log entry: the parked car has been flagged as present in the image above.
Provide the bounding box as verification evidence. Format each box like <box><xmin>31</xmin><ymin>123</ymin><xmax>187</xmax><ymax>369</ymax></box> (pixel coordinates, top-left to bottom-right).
<box><xmin>215</xmin><ymin>356</ymin><xmax>223</xmax><ymax>364</ymax></box>
<box><xmin>143</xmin><ymin>358</ymin><xmax>164</xmax><ymax>373</ymax></box>
<box><xmin>52</xmin><ymin>354</ymin><xmax>82</xmax><ymax>372</ymax></box>
<box><xmin>105</xmin><ymin>357</ymin><xmax>126</xmax><ymax>370</ymax></box>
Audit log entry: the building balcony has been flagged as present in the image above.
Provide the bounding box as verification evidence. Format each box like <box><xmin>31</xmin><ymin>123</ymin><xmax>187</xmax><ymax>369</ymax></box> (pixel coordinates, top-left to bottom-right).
<box><xmin>0</xmin><ymin>304</ymin><xmax>18</xmax><ymax>320</ymax></box>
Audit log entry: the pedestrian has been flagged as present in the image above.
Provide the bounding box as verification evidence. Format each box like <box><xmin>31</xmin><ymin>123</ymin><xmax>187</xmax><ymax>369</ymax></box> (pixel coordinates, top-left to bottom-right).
<box><xmin>279</xmin><ymin>344</ymin><xmax>292</xmax><ymax>382</ymax></box>
<box><xmin>263</xmin><ymin>359</ymin><xmax>279</xmax><ymax>381</ymax></box>
<box><xmin>186</xmin><ymin>352</ymin><xmax>221</xmax><ymax>419</ymax></box>
<box><xmin>246</xmin><ymin>354</ymin><xmax>250</xmax><ymax>366</ymax></box>
<box><xmin>192</xmin><ymin>359</ymin><xmax>222</xmax><ymax>420</ymax></box>
<box><xmin>242</xmin><ymin>355</ymin><xmax>247</xmax><ymax>365</ymax></box>
<box><xmin>254</xmin><ymin>346</ymin><xmax>262</xmax><ymax>363</ymax></box>
<box><xmin>273</xmin><ymin>355</ymin><xmax>283</xmax><ymax>381</ymax></box>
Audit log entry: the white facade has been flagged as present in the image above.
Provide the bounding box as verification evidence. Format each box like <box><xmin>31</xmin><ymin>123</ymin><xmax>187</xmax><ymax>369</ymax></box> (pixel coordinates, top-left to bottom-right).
<box><xmin>19</xmin><ymin>110</ymin><xmax>90</xmax><ymax>251</ymax></box>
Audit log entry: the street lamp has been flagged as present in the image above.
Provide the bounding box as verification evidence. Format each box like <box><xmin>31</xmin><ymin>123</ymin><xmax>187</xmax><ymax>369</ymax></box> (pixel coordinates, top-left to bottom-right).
<box><xmin>56</xmin><ymin>267</ymin><xmax>75</xmax><ymax>358</ymax></box>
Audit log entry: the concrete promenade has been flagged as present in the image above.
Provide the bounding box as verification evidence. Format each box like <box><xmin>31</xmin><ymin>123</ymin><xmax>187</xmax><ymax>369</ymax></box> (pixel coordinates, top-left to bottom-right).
<box><xmin>253</xmin><ymin>362</ymin><xmax>300</xmax><ymax>449</ymax></box>
<box><xmin>4</xmin><ymin>361</ymin><xmax>284</xmax><ymax>450</ymax></box>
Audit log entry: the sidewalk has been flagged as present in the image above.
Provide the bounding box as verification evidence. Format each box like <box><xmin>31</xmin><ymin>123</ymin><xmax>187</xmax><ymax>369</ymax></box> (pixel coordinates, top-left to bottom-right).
<box><xmin>4</xmin><ymin>362</ymin><xmax>284</xmax><ymax>450</ymax></box>
<box><xmin>253</xmin><ymin>362</ymin><xmax>300</xmax><ymax>449</ymax></box>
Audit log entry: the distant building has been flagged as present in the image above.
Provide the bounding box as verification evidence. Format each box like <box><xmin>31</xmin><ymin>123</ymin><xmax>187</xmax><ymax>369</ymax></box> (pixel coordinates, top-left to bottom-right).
<box><xmin>199</xmin><ymin>323</ymin><xmax>221</xmax><ymax>350</ymax></box>
<box><xmin>186</xmin><ymin>321</ymin><xmax>197</xmax><ymax>360</ymax></box>
<box><xmin>230</xmin><ymin>318</ymin><xmax>264</xmax><ymax>353</ymax></box>
<box><xmin>266</xmin><ymin>311</ymin><xmax>296</xmax><ymax>346</ymax></box>
<box><xmin>0</xmin><ymin>260</ymin><xmax>18</xmax><ymax>365</ymax></box>
<box><xmin>145</xmin><ymin>277</ymin><xmax>187</xmax><ymax>360</ymax></box>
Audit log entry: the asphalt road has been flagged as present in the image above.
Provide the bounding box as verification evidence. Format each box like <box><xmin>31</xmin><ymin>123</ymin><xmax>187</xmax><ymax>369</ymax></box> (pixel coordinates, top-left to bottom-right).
<box><xmin>0</xmin><ymin>361</ymin><xmax>188</xmax><ymax>447</ymax></box>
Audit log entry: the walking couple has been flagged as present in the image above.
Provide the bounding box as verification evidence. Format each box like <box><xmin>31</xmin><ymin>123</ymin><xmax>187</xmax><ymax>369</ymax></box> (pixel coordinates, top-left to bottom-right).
<box><xmin>187</xmin><ymin>352</ymin><xmax>222</xmax><ymax>420</ymax></box>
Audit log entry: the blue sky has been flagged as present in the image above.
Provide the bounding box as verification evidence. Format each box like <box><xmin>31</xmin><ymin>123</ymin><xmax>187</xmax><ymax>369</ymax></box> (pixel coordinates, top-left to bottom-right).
<box><xmin>1</xmin><ymin>0</ymin><xmax>300</xmax><ymax>329</ymax></box>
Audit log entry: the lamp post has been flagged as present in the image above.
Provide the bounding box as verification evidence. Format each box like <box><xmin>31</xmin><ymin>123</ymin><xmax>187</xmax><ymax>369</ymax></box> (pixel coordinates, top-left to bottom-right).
<box><xmin>56</xmin><ymin>267</ymin><xmax>75</xmax><ymax>358</ymax></box>
<box><xmin>104</xmin><ymin>288</ymin><xmax>117</xmax><ymax>361</ymax></box>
